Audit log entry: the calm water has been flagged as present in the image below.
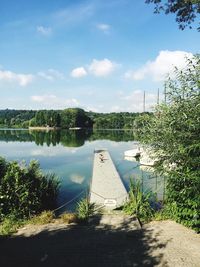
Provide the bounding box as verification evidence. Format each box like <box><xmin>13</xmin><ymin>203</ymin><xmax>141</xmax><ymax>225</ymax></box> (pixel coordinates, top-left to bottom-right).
<box><xmin>0</xmin><ymin>129</ymin><xmax>164</xmax><ymax>211</ymax></box>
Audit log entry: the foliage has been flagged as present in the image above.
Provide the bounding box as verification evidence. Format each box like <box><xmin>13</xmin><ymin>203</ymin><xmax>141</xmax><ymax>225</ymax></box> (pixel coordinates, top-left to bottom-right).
<box><xmin>0</xmin><ymin>158</ymin><xmax>60</xmax><ymax>220</ymax></box>
<box><xmin>134</xmin><ymin>113</ymin><xmax>154</xmax><ymax>140</ymax></box>
<box><xmin>76</xmin><ymin>198</ymin><xmax>95</xmax><ymax>221</ymax></box>
<box><xmin>89</xmin><ymin>111</ymin><xmax>144</xmax><ymax>129</ymax></box>
<box><xmin>60</xmin><ymin>108</ymin><xmax>93</xmax><ymax>129</ymax></box>
<box><xmin>123</xmin><ymin>180</ymin><xmax>155</xmax><ymax>222</ymax></box>
<box><xmin>138</xmin><ymin>55</ymin><xmax>200</xmax><ymax>231</ymax></box>
<box><xmin>33</xmin><ymin>110</ymin><xmax>61</xmax><ymax>127</ymax></box>
<box><xmin>0</xmin><ymin>108</ymin><xmax>148</xmax><ymax>130</ymax></box>
<box><xmin>153</xmin><ymin>205</ymin><xmax>173</xmax><ymax>221</ymax></box>
<box><xmin>0</xmin><ymin>214</ymin><xmax>24</xmax><ymax>236</ymax></box>
<box><xmin>58</xmin><ymin>212</ymin><xmax>77</xmax><ymax>224</ymax></box>
<box><xmin>28</xmin><ymin>211</ymin><xmax>55</xmax><ymax>225</ymax></box>
<box><xmin>146</xmin><ymin>0</ymin><xmax>200</xmax><ymax>31</ymax></box>
<box><xmin>0</xmin><ymin>109</ymin><xmax>36</xmax><ymax>128</ymax></box>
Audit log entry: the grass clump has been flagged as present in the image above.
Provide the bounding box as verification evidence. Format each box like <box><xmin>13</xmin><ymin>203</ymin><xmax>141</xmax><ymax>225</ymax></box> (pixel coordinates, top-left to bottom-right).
<box><xmin>76</xmin><ymin>197</ymin><xmax>95</xmax><ymax>222</ymax></box>
<box><xmin>58</xmin><ymin>212</ymin><xmax>77</xmax><ymax>224</ymax></box>
<box><xmin>28</xmin><ymin>211</ymin><xmax>55</xmax><ymax>225</ymax></box>
<box><xmin>123</xmin><ymin>179</ymin><xmax>155</xmax><ymax>223</ymax></box>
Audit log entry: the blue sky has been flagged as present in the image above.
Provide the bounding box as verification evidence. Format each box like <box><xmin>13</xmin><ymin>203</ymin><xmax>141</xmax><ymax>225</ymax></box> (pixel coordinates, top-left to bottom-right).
<box><xmin>0</xmin><ymin>0</ymin><xmax>199</xmax><ymax>112</ymax></box>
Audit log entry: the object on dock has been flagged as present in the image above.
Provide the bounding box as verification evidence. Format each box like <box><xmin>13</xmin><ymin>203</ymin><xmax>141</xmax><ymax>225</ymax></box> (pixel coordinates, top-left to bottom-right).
<box><xmin>90</xmin><ymin>149</ymin><xmax>128</xmax><ymax>209</ymax></box>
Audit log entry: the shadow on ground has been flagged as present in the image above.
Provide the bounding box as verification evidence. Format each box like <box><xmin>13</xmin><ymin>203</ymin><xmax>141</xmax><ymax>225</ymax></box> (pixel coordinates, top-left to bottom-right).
<box><xmin>0</xmin><ymin>216</ymin><xmax>168</xmax><ymax>267</ymax></box>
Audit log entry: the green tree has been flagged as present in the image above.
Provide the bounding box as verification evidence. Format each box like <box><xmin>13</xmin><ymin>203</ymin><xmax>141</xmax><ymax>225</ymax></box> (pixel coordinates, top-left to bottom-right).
<box><xmin>29</xmin><ymin>118</ymin><xmax>36</xmax><ymax>127</ymax></box>
<box><xmin>141</xmin><ymin>55</ymin><xmax>200</xmax><ymax>231</ymax></box>
<box><xmin>146</xmin><ymin>0</ymin><xmax>200</xmax><ymax>31</ymax></box>
<box><xmin>35</xmin><ymin>111</ymin><xmax>45</xmax><ymax>126</ymax></box>
<box><xmin>60</xmin><ymin>108</ymin><xmax>93</xmax><ymax>129</ymax></box>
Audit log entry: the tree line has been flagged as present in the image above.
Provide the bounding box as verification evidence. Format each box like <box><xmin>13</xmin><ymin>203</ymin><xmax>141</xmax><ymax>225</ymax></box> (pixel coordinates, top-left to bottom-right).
<box><xmin>0</xmin><ymin>108</ymin><xmax>148</xmax><ymax>130</ymax></box>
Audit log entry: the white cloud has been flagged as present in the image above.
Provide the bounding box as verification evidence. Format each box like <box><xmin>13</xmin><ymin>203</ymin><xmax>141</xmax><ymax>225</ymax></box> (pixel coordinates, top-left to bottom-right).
<box><xmin>125</xmin><ymin>50</ymin><xmax>193</xmax><ymax>82</ymax></box>
<box><xmin>31</xmin><ymin>95</ymin><xmax>57</xmax><ymax>103</ymax></box>
<box><xmin>38</xmin><ymin>69</ymin><xmax>64</xmax><ymax>81</ymax></box>
<box><xmin>97</xmin><ymin>23</ymin><xmax>111</xmax><ymax>34</ymax></box>
<box><xmin>0</xmin><ymin>69</ymin><xmax>34</xmax><ymax>86</ymax></box>
<box><xmin>88</xmin><ymin>58</ymin><xmax>117</xmax><ymax>77</ymax></box>
<box><xmin>31</xmin><ymin>94</ymin><xmax>79</xmax><ymax>108</ymax></box>
<box><xmin>120</xmin><ymin>90</ymin><xmax>157</xmax><ymax>112</ymax></box>
<box><xmin>83</xmin><ymin>105</ymin><xmax>101</xmax><ymax>113</ymax></box>
<box><xmin>37</xmin><ymin>26</ymin><xmax>52</xmax><ymax>36</ymax></box>
<box><xmin>53</xmin><ymin>3</ymin><xmax>94</xmax><ymax>26</ymax></box>
<box><xmin>70</xmin><ymin>58</ymin><xmax>117</xmax><ymax>78</ymax></box>
<box><xmin>71</xmin><ymin>67</ymin><xmax>87</xmax><ymax>78</ymax></box>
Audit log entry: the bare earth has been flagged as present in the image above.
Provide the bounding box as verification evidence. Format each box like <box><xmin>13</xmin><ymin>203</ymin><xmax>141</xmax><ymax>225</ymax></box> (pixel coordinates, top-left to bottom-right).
<box><xmin>0</xmin><ymin>216</ymin><xmax>199</xmax><ymax>267</ymax></box>
<box><xmin>143</xmin><ymin>220</ymin><xmax>200</xmax><ymax>267</ymax></box>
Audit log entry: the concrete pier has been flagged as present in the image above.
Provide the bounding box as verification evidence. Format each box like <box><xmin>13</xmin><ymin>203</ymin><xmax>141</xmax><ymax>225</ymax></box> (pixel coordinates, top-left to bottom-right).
<box><xmin>90</xmin><ymin>149</ymin><xmax>128</xmax><ymax>209</ymax></box>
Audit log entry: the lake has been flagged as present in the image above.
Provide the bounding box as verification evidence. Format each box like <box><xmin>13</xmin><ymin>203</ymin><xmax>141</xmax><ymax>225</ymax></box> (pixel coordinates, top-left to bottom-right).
<box><xmin>0</xmin><ymin>129</ymin><xmax>164</xmax><ymax>211</ymax></box>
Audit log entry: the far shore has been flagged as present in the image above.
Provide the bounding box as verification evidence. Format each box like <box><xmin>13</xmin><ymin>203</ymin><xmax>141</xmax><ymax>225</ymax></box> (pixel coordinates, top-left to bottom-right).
<box><xmin>29</xmin><ymin>126</ymin><xmax>61</xmax><ymax>130</ymax></box>
<box><xmin>28</xmin><ymin>126</ymin><xmax>84</xmax><ymax>131</ymax></box>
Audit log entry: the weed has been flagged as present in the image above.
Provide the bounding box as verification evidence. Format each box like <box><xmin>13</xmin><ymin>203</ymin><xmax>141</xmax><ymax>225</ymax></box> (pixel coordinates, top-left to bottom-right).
<box><xmin>29</xmin><ymin>210</ymin><xmax>55</xmax><ymax>225</ymax></box>
<box><xmin>59</xmin><ymin>212</ymin><xmax>77</xmax><ymax>224</ymax></box>
<box><xmin>76</xmin><ymin>198</ymin><xmax>95</xmax><ymax>221</ymax></box>
<box><xmin>123</xmin><ymin>179</ymin><xmax>155</xmax><ymax>222</ymax></box>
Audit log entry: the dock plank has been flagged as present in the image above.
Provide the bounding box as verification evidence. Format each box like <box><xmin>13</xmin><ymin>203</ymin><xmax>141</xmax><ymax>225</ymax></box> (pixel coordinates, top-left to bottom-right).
<box><xmin>90</xmin><ymin>149</ymin><xmax>128</xmax><ymax>209</ymax></box>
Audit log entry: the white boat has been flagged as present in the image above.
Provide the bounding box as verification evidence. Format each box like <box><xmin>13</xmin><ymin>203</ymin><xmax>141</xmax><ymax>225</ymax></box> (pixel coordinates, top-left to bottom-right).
<box><xmin>124</xmin><ymin>156</ymin><xmax>138</xmax><ymax>162</ymax></box>
<box><xmin>124</xmin><ymin>146</ymin><xmax>157</xmax><ymax>167</ymax></box>
<box><xmin>124</xmin><ymin>148</ymin><xmax>141</xmax><ymax>157</ymax></box>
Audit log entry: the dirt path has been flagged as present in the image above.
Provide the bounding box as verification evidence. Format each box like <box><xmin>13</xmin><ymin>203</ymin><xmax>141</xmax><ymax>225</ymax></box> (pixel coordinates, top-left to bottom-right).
<box><xmin>0</xmin><ymin>217</ymin><xmax>199</xmax><ymax>267</ymax></box>
<box><xmin>144</xmin><ymin>220</ymin><xmax>200</xmax><ymax>267</ymax></box>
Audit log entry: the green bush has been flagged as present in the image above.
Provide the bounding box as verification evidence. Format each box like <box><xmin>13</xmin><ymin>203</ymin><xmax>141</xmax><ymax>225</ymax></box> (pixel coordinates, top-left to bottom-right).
<box><xmin>136</xmin><ymin>55</ymin><xmax>200</xmax><ymax>231</ymax></box>
<box><xmin>166</xmin><ymin>170</ymin><xmax>200</xmax><ymax>231</ymax></box>
<box><xmin>0</xmin><ymin>158</ymin><xmax>60</xmax><ymax>221</ymax></box>
<box><xmin>0</xmin><ymin>214</ymin><xmax>24</xmax><ymax>236</ymax></box>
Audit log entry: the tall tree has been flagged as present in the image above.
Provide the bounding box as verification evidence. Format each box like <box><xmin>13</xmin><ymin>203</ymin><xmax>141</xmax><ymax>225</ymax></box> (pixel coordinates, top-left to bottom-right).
<box><xmin>140</xmin><ymin>55</ymin><xmax>200</xmax><ymax>231</ymax></box>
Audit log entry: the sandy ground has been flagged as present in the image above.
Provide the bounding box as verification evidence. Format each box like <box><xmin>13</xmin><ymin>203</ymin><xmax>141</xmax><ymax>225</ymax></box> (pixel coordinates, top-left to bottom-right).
<box><xmin>0</xmin><ymin>216</ymin><xmax>199</xmax><ymax>267</ymax></box>
<box><xmin>143</xmin><ymin>220</ymin><xmax>200</xmax><ymax>267</ymax></box>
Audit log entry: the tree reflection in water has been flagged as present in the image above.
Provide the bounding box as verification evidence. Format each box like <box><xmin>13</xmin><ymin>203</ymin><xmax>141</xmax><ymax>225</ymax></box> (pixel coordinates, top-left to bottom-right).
<box><xmin>0</xmin><ymin>129</ymin><xmax>135</xmax><ymax>148</ymax></box>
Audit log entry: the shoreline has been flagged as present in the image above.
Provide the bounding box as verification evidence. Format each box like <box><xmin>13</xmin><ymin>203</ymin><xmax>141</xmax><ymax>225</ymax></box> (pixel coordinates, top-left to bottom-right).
<box><xmin>28</xmin><ymin>127</ymin><xmax>61</xmax><ymax>130</ymax></box>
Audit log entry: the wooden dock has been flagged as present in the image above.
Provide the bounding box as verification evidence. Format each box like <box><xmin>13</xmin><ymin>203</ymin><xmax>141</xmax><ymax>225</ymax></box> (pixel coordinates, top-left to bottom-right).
<box><xmin>90</xmin><ymin>149</ymin><xmax>128</xmax><ymax>209</ymax></box>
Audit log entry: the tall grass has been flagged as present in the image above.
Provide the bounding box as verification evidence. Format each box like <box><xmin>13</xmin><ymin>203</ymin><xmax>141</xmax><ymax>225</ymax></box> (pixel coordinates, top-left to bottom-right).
<box><xmin>123</xmin><ymin>179</ymin><xmax>155</xmax><ymax>222</ymax></box>
<box><xmin>76</xmin><ymin>197</ymin><xmax>95</xmax><ymax>221</ymax></box>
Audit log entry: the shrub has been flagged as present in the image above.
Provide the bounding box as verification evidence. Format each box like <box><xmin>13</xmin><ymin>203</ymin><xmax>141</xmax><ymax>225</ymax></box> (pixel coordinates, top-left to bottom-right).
<box><xmin>0</xmin><ymin>214</ymin><xmax>24</xmax><ymax>236</ymax></box>
<box><xmin>136</xmin><ymin>55</ymin><xmax>200</xmax><ymax>231</ymax></box>
<box><xmin>123</xmin><ymin>179</ymin><xmax>155</xmax><ymax>222</ymax></box>
<box><xmin>0</xmin><ymin>158</ymin><xmax>60</xmax><ymax>220</ymax></box>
